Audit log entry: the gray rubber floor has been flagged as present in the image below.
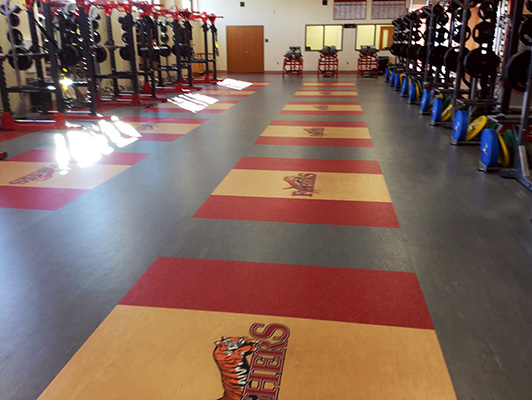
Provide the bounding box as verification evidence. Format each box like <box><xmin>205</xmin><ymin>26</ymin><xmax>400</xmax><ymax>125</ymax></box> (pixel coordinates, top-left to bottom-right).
<box><xmin>0</xmin><ymin>74</ymin><xmax>531</xmax><ymax>400</ymax></box>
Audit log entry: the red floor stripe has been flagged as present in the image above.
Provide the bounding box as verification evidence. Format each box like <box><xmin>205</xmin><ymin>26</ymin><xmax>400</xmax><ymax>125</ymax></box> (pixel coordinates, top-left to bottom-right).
<box><xmin>280</xmin><ymin>110</ymin><xmax>364</xmax><ymax>116</ymax></box>
<box><xmin>233</xmin><ymin>157</ymin><xmax>382</xmax><ymax>174</ymax></box>
<box><xmin>287</xmin><ymin>101</ymin><xmax>361</xmax><ymax>105</ymax></box>
<box><xmin>137</xmin><ymin>133</ymin><xmax>183</xmax><ymax>142</ymax></box>
<box><xmin>144</xmin><ymin>108</ymin><xmax>224</xmax><ymax>114</ymax></box>
<box><xmin>194</xmin><ymin>195</ymin><xmax>399</xmax><ymax>228</ymax></box>
<box><xmin>120</xmin><ymin>117</ymin><xmax>208</xmax><ymax>123</ymax></box>
<box><xmin>120</xmin><ymin>257</ymin><xmax>431</xmax><ymax>329</ymax></box>
<box><xmin>0</xmin><ymin>186</ymin><xmax>88</xmax><ymax>210</ymax></box>
<box><xmin>8</xmin><ymin>150</ymin><xmax>149</xmax><ymax>165</ymax></box>
<box><xmin>270</xmin><ymin>120</ymin><xmax>367</xmax><ymax>127</ymax></box>
<box><xmin>255</xmin><ymin>137</ymin><xmax>373</xmax><ymax>147</ymax></box>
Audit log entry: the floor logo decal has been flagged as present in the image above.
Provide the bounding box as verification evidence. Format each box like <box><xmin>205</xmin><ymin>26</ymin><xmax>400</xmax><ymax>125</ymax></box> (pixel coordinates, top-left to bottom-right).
<box><xmin>303</xmin><ymin>127</ymin><xmax>324</xmax><ymax>137</ymax></box>
<box><xmin>194</xmin><ymin>157</ymin><xmax>399</xmax><ymax>227</ymax></box>
<box><xmin>9</xmin><ymin>163</ymin><xmax>57</xmax><ymax>184</ymax></box>
<box><xmin>283</xmin><ymin>173</ymin><xmax>318</xmax><ymax>196</ymax></box>
<box><xmin>214</xmin><ymin>323</ymin><xmax>289</xmax><ymax>400</ymax></box>
<box><xmin>280</xmin><ymin>101</ymin><xmax>362</xmax><ymax>115</ymax></box>
<box><xmin>36</xmin><ymin>258</ymin><xmax>456</xmax><ymax>400</ymax></box>
<box><xmin>256</xmin><ymin>121</ymin><xmax>372</xmax><ymax>147</ymax></box>
<box><xmin>0</xmin><ymin>150</ymin><xmax>149</xmax><ymax>210</ymax></box>
<box><xmin>121</xmin><ymin>118</ymin><xmax>207</xmax><ymax>142</ymax></box>
<box><xmin>293</xmin><ymin>89</ymin><xmax>358</xmax><ymax>98</ymax></box>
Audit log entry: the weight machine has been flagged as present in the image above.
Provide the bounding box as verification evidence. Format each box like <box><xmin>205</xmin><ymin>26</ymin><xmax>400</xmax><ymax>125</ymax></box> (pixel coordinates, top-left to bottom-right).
<box><xmin>0</xmin><ymin>0</ymin><xmax>93</xmax><ymax>130</ymax></box>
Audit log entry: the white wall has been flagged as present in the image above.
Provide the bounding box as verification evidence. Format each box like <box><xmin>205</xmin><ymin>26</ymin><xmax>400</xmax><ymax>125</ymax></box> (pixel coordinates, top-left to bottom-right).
<box><xmin>192</xmin><ymin>0</ymin><xmax>400</xmax><ymax>72</ymax></box>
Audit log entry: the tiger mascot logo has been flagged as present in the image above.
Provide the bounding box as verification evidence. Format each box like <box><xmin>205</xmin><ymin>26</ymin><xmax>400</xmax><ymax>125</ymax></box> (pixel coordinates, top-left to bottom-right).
<box><xmin>213</xmin><ymin>337</ymin><xmax>259</xmax><ymax>400</ymax></box>
<box><xmin>283</xmin><ymin>173</ymin><xmax>319</xmax><ymax>197</ymax></box>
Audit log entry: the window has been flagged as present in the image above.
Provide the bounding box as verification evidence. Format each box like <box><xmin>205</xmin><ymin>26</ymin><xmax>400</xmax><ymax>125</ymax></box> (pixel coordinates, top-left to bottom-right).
<box><xmin>355</xmin><ymin>24</ymin><xmax>394</xmax><ymax>50</ymax></box>
<box><xmin>305</xmin><ymin>25</ymin><xmax>343</xmax><ymax>51</ymax></box>
<box><xmin>375</xmin><ymin>25</ymin><xmax>394</xmax><ymax>49</ymax></box>
<box><xmin>355</xmin><ymin>25</ymin><xmax>376</xmax><ymax>50</ymax></box>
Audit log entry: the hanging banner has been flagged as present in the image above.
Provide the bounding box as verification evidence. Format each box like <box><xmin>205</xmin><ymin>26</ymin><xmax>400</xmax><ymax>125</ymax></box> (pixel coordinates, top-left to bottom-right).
<box><xmin>333</xmin><ymin>0</ymin><xmax>367</xmax><ymax>20</ymax></box>
<box><xmin>371</xmin><ymin>0</ymin><xmax>406</xmax><ymax>19</ymax></box>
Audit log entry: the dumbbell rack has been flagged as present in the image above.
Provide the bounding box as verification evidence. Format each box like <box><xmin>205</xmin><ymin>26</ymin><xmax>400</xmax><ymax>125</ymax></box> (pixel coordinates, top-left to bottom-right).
<box><xmin>318</xmin><ymin>54</ymin><xmax>338</xmax><ymax>78</ymax></box>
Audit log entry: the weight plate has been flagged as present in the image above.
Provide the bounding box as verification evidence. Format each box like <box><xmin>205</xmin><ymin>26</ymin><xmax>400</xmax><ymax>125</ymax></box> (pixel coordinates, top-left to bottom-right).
<box><xmin>59</xmin><ymin>44</ymin><xmax>81</xmax><ymax>67</ymax></box>
<box><xmin>122</xmin><ymin>33</ymin><xmax>129</xmax><ymax>44</ymax></box>
<box><xmin>437</xmin><ymin>13</ymin><xmax>449</xmax><ymax>25</ymax></box>
<box><xmin>9</xmin><ymin>13</ymin><xmax>20</xmax><ymax>27</ymax></box>
<box><xmin>160</xmin><ymin>25</ymin><xmax>167</xmax><ymax>33</ymax></box>
<box><xmin>95</xmin><ymin>45</ymin><xmax>107</xmax><ymax>63</ymax></box>
<box><xmin>7</xmin><ymin>47</ymin><xmax>33</xmax><ymax>70</ymax></box>
<box><xmin>497</xmin><ymin>131</ymin><xmax>510</xmax><ymax>167</ymax></box>
<box><xmin>441</xmin><ymin>104</ymin><xmax>453</xmax><ymax>122</ymax></box>
<box><xmin>480</xmin><ymin>129</ymin><xmax>499</xmax><ymax>167</ymax></box>
<box><xmin>434</xmin><ymin>27</ymin><xmax>449</xmax><ymax>42</ymax></box>
<box><xmin>464</xmin><ymin>48</ymin><xmax>499</xmax><ymax>78</ymax></box>
<box><xmin>7</xmin><ymin>28</ymin><xmax>23</xmax><ymax>45</ymax></box>
<box><xmin>472</xmin><ymin>21</ymin><xmax>495</xmax><ymax>44</ymax></box>
<box><xmin>452</xmin><ymin>25</ymin><xmax>471</xmax><ymax>43</ymax></box>
<box><xmin>93</xmin><ymin>31</ymin><xmax>101</xmax><ymax>44</ymax></box>
<box><xmin>466</xmin><ymin>115</ymin><xmax>488</xmax><ymax>141</ymax></box>
<box><xmin>452</xmin><ymin>110</ymin><xmax>469</xmax><ymax>141</ymax></box>
<box><xmin>401</xmin><ymin>76</ymin><xmax>409</xmax><ymax>95</ymax></box>
<box><xmin>394</xmin><ymin>73</ymin><xmax>401</xmax><ymax>89</ymax></box>
<box><xmin>160</xmin><ymin>33</ymin><xmax>169</xmax><ymax>43</ymax></box>
<box><xmin>420</xmin><ymin>89</ymin><xmax>431</xmax><ymax>112</ymax></box>
<box><xmin>92</xmin><ymin>20</ymin><xmax>99</xmax><ymax>30</ymax></box>
<box><xmin>505</xmin><ymin>50</ymin><xmax>530</xmax><ymax>92</ymax></box>
<box><xmin>159</xmin><ymin>45</ymin><xmax>171</xmax><ymax>57</ymax></box>
<box><xmin>478</xmin><ymin>1</ymin><xmax>497</xmax><ymax>22</ymax></box>
<box><xmin>456</xmin><ymin>8</ymin><xmax>471</xmax><ymax>21</ymax></box>
<box><xmin>431</xmin><ymin>96</ymin><xmax>443</xmax><ymax>123</ymax></box>
<box><xmin>408</xmin><ymin>82</ymin><xmax>417</xmax><ymax>102</ymax></box>
<box><xmin>417</xmin><ymin>45</ymin><xmax>427</xmax><ymax>63</ymax></box>
<box><xmin>429</xmin><ymin>45</ymin><xmax>448</xmax><ymax>67</ymax></box>
<box><xmin>503</xmin><ymin>129</ymin><xmax>517</xmax><ymax>165</ymax></box>
<box><xmin>432</xmin><ymin>4</ymin><xmax>444</xmax><ymax>15</ymax></box>
<box><xmin>408</xmin><ymin>44</ymin><xmax>421</xmax><ymax>59</ymax></box>
<box><xmin>119</xmin><ymin>46</ymin><xmax>133</xmax><ymax>61</ymax></box>
<box><xmin>519</xmin><ymin>17</ymin><xmax>532</xmax><ymax>46</ymax></box>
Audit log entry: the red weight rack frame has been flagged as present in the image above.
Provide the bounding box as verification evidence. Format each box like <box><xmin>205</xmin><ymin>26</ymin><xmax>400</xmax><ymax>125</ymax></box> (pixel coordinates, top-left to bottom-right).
<box><xmin>357</xmin><ymin>54</ymin><xmax>378</xmax><ymax>78</ymax></box>
<box><xmin>317</xmin><ymin>54</ymin><xmax>338</xmax><ymax>78</ymax></box>
<box><xmin>283</xmin><ymin>58</ymin><xmax>303</xmax><ymax>77</ymax></box>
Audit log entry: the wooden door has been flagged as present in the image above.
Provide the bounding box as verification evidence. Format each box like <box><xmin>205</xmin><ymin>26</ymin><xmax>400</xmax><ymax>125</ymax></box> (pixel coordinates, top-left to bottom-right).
<box><xmin>379</xmin><ymin>27</ymin><xmax>394</xmax><ymax>49</ymax></box>
<box><xmin>226</xmin><ymin>26</ymin><xmax>264</xmax><ymax>73</ymax></box>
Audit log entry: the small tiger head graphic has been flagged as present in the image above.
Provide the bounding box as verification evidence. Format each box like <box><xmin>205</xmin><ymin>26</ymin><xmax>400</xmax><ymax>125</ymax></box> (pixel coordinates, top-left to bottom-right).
<box><xmin>213</xmin><ymin>337</ymin><xmax>259</xmax><ymax>400</ymax></box>
<box><xmin>283</xmin><ymin>176</ymin><xmax>303</xmax><ymax>191</ymax></box>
